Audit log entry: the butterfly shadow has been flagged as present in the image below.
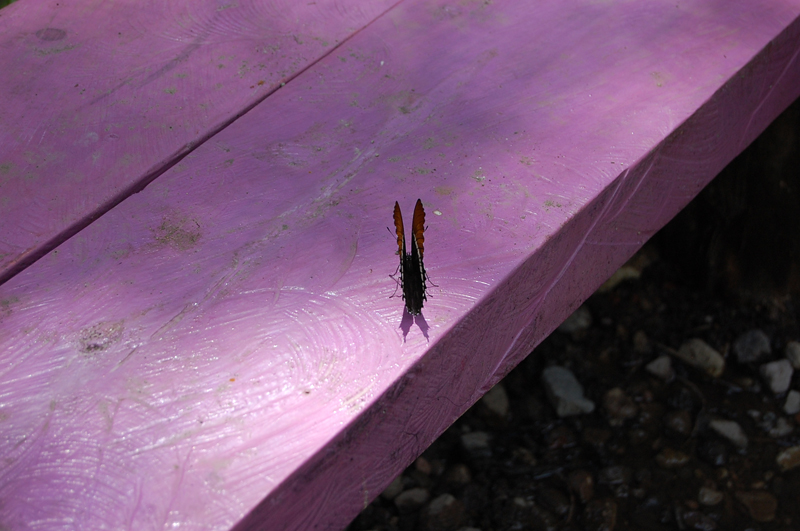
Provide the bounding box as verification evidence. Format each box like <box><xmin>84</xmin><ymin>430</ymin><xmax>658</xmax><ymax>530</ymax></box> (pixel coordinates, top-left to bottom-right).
<box><xmin>400</xmin><ymin>308</ymin><xmax>430</xmax><ymax>342</ymax></box>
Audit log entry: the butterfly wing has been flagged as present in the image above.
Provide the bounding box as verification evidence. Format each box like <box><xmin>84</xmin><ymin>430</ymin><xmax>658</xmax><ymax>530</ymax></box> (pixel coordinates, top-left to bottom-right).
<box><xmin>411</xmin><ymin>198</ymin><xmax>425</xmax><ymax>259</ymax></box>
<box><xmin>393</xmin><ymin>201</ymin><xmax>406</xmax><ymax>257</ymax></box>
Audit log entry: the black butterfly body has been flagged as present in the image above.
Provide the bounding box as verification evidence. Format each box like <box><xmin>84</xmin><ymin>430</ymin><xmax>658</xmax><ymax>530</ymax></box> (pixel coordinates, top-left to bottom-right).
<box><xmin>393</xmin><ymin>199</ymin><xmax>428</xmax><ymax>315</ymax></box>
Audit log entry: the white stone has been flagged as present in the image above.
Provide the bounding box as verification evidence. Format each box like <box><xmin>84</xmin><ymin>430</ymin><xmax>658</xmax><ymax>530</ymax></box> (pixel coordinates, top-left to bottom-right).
<box><xmin>786</xmin><ymin>341</ymin><xmax>800</xmax><ymax>369</ymax></box>
<box><xmin>481</xmin><ymin>384</ymin><xmax>509</xmax><ymax>418</ymax></box>
<box><xmin>513</xmin><ymin>497</ymin><xmax>533</xmax><ymax>507</ymax></box>
<box><xmin>760</xmin><ymin>359</ymin><xmax>793</xmax><ymax>394</ymax></box>
<box><xmin>785</xmin><ymin>390</ymin><xmax>800</xmax><ymax>415</ymax></box>
<box><xmin>645</xmin><ymin>355</ymin><xmax>673</xmax><ymax>380</ymax></box>
<box><xmin>542</xmin><ymin>366</ymin><xmax>595</xmax><ymax>417</ymax></box>
<box><xmin>461</xmin><ymin>431</ymin><xmax>491</xmax><ymax>452</ymax></box>
<box><xmin>709</xmin><ymin>419</ymin><xmax>748</xmax><ymax>449</ymax></box>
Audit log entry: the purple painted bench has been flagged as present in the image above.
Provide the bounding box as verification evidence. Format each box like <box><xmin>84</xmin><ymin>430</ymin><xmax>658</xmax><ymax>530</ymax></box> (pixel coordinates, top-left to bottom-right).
<box><xmin>1</xmin><ymin>1</ymin><xmax>799</xmax><ymax>530</ymax></box>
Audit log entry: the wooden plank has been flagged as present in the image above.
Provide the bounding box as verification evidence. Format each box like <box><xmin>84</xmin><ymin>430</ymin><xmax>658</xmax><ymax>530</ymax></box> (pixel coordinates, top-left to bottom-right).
<box><xmin>2</xmin><ymin>1</ymin><xmax>800</xmax><ymax>530</ymax></box>
<box><xmin>0</xmin><ymin>0</ymin><xmax>396</xmax><ymax>283</ymax></box>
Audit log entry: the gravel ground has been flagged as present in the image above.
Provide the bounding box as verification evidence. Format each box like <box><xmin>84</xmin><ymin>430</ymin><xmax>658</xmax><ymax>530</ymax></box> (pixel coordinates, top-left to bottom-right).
<box><xmin>347</xmin><ymin>243</ymin><xmax>800</xmax><ymax>531</ymax></box>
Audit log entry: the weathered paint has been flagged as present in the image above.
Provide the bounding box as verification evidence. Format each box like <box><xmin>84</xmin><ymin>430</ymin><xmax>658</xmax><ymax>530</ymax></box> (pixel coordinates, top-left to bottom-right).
<box><xmin>0</xmin><ymin>0</ymin><xmax>397</xmax><ymax>281</ymax></box>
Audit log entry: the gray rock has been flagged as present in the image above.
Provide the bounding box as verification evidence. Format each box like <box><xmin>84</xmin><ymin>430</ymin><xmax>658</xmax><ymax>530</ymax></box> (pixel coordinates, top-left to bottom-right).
<box><xmin>394</xmin><ymin>487</ymin><xmax>430</xmax><ymax>512</ymax></box>
<box><xmin>460</xmin><ymin>431</ymin><xmax>491</xmax><ymax>457</ymax></box>
<box><xmin>542</xmin><ymin>366</ymin><xmax>595</xmax><ymax>417</ymax></box>
<box><xmin>645</xmin><ymin>355</ymin><xmax>673</xmax><ymax>380</ymax></box>
<box><xmin>768</xmin><ymin>417</ymin><xmax>793</xmax><ymax>438</ymax></box>
<box><xmin>733</xmin><ymin>329</ymin><xmax>771</xmax><ymax>363</ymax></box>
<box><xmin>558</xmin><ymin>305</ymin><xmax>592</xmax><ymax>334</ymax></box>
<box><xmin>784</xmin><ymin>390</ymin><xmax>800</xmax><ymax>415</ymax></box>
<box><xmin>786</xmin><ymin>341</ymin><xmax>800</xmax><ymax>369</ymax></box>
<box><xmin>698</xmin><ymin>486</ymin><xmax>724</xmax><ymax>506</ymax></box>
<box><xmin>709</xmin><ymin>419</ymin><xmax>748</xmax><ymax>449</ymax></box>
<box><xmin>674</xmin><ymin>339</ymin><xmax>725</xmax><ymax>378</ymax></box>
<box><xmin>481</xmin><ymin>384</ymin><xmax>509</xmax><ymax>419</ymax></box>
<box><xmin>381</xmin><ymin>476</ymin><xmax>404</xmax><ymax>500</ymax></box>
<box><xmin>760</xmin><ymin>359</ymin><xmax>793</xmax><ymax>394</ymax></box>
<box><xmin>513</xmin><ymin>496</ymin><xmax>533</xmax><ymax>508</ymax></box>
<box><xmin>428</xmin><ymin>493</ymin><xmax>457</xmax><ymax>513</ymax></box>
<box><xmin>421</xmin><ymin>493</ymin><xmax>467</xmax><ymax>531</ymax></box>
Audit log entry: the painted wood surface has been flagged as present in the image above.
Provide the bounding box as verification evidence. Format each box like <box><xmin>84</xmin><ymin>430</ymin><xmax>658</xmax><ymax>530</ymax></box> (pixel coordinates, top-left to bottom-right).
<box><xmin>2</xmin><ymin>1</ymin><xmax>800</xmax><ymax>530</ymax></box>
<box><xmin>0</xmin><ymin>0</ymin><xmax>396</xmax><ymax>283</ymax></box>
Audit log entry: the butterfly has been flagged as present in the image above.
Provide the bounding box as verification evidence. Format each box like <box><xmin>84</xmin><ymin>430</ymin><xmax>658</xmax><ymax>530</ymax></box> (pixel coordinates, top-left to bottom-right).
<box><xmin>392</xmin><ymin>199</ymin><xmax>428</xmax><ymax>315</ymax></box>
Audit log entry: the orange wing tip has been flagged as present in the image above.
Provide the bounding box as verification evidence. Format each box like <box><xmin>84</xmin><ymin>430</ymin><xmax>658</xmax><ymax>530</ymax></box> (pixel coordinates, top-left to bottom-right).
<box><xmin>411</xmin><ymin>199</ymin><xmax>425</xmax><ymax>256</ymax></box>
<box><xmin>393</xmin><ymin>201</ymin><xmax>405</xmax><ymax>254</ymax></box>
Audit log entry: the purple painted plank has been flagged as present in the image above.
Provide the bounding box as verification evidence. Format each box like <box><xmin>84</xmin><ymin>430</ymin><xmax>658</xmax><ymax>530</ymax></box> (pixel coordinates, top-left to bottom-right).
<box><xmin>2</xmin><ymin>1</ymin><xmax>800</xmax><ymax>530</ymax></box>
<box><xmin>0</xmin><ymin>0</ymin><xmax>396</xmax><ymax>283</ymax></box>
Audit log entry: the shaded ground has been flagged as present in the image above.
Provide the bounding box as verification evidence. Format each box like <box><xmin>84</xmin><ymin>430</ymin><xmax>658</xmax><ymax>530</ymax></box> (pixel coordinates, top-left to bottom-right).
<box><xmin>347</xmin><ymin>243</ymin><xmax>800</xmax><ymax>531</ymax></box>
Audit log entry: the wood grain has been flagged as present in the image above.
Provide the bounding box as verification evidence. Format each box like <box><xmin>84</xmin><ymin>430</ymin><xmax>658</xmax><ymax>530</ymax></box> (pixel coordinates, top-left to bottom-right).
<box><xmin>0</xmin><ymin>0</ymin><xmax>396</xmax><ymax>282</ymax></box>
